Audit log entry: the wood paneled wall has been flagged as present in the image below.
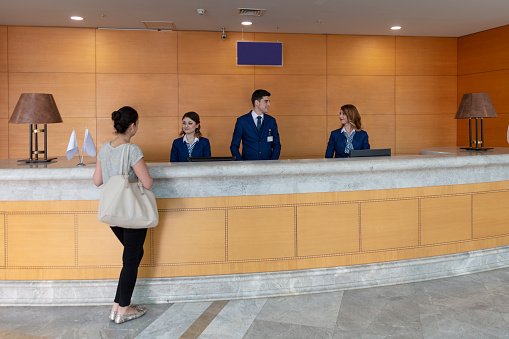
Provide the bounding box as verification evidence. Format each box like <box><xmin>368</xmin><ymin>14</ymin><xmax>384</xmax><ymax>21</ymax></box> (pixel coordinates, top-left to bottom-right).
<box><xmin>0</xmin><ymin>26</ymin><xmax>458</xmax><ymax>160</ymax></box>
<box><xmin>458</xmin><ymin>25</ymin><xmax>509</xmax><ymax>148</ymax></box>
<box><xmin>0</xmin><ymin>26</ymin><xmax>8</xmax><ymax>160</ymax></box>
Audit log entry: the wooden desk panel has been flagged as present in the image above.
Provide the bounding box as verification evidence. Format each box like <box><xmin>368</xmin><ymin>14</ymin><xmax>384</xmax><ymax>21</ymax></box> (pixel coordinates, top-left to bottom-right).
<box><xmin>2</xmin><ymin>181</ymin><xmax>509</xmax><ymax>280</ymax></box>
<box><xmin>361</xmin><ymin>199</ymin><xmax>419</xmax><ymax>251</ymax></box>
<box><xmin>7</xmin><ymin>214</ymin><xmax>75</xmax><ymax>267</ymax></box>
<box><xmin>421</xmin><ymin>195</ymin><xmax>471</xmax><ymax>245</ymax></box>
<box><xmin>0</xmin><ymin>213</ymin><xmax>4</xmax><ymax>268</ymax></box>
<box><xmin>297</xmin><ymin>203</ymin><xmax>359</xmax><ymax>256</ymax></box>
<box><xmin>228</xmin><ymin>206</ymin><xmax>295</xmax><ymax>261</ymax></box>
<box><xmin>473</xmin><ymin>191</ymin><xmax>509</xmax><ymax>238</ymax></box>
<box><xmin>154</xmin><ymin>210</ymin><xmax>226</xmax><ymax>264</ymax></box>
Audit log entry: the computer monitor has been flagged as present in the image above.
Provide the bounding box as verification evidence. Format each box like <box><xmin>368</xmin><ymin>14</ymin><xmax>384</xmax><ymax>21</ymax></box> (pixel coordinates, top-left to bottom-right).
<box><xmin>349</xmin><ymin>148</ymin><xmax>391</xmax><ymax>157</ymax></box>
<box><xmin>187</xmin><ymin>156</ymin><xmax>236</xmax><ymax>162</ymax></box>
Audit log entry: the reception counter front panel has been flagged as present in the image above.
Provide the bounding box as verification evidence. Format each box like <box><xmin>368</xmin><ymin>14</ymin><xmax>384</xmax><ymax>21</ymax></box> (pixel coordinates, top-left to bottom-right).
<box><xmin>2</xmin><ymin>153</ymin><xmax>509</xmax><ymax>282</ymax></box>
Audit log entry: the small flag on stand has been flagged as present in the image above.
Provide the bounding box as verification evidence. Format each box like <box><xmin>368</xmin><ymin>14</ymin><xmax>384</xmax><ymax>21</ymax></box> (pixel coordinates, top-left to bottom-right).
<box><xmin>66</xmin><ymin>128</ymin><xmax>78</xmax><ymax>161</ymax></box>
<box><xmin>81</xmin><ymin>127</ymin><xmax>96</xmax><ymax>157</ymax></box>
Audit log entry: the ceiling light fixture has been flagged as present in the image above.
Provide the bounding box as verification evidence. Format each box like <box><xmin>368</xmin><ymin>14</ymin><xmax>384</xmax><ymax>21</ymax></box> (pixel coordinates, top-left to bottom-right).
<box><xmin>71</xmin><ymin>16</ymin><xmax>84</xmax><ymax>21</ymax></box>
<box><xmin>242</xmin><ymin>21</ymin><xmax>252</xmax><ymax>26</ymax></box>
<box><xmin>391</xmin><ymin>26</ymin><xmax>401</xmax><ymax>30</ymax></box>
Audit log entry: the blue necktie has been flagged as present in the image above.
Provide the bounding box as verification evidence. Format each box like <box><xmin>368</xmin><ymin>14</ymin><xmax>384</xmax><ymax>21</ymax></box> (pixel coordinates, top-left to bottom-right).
<box><xmin>256</xmin><ymin>116</ymin><xmax>262</xmax><ymax>131</ymax></box>
<box><xmin>343</xmin><ymin>130</ymin><xmax>355</xmax><ymax>154</ymax></box>
<box><xmin>187</xmin><ymin>140</ymin><xmax>197</xmax><ymax>157</ymax></box>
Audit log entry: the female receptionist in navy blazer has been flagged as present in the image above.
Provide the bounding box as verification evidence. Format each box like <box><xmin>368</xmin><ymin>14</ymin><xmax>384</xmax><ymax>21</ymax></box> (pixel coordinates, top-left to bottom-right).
<box><xmin>325</xmin><ymin>104</ymin><xmax>370</xmax><ymax>158</ymax></box>
<box><xmin>170</xmin><ymin>111</ymin><xmax>211</xmax><ymax>162</ymax></box>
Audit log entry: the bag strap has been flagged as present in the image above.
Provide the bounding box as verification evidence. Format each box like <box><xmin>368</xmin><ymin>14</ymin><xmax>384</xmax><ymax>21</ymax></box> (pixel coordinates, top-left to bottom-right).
<box><xmin>119</xmin><ymin>143</ymin><xmax>131</xmax><ymax>176</ymax></box>
<box><xmin>120</xmin><ymin>144</ymin><xmax>145</xmax><ymax>194</ymax></box>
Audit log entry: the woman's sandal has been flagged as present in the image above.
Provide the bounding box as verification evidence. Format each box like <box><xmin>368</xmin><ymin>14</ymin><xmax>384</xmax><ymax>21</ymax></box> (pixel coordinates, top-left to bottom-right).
<box><xmin>109</xmin><ymin>310</ymin><xmax>117</xmax><ymax>321</ymax></box>
<box><xmin>114</xmin><ymin>305</ymin><xmax>147</xmax><ymax>324</ymax></box>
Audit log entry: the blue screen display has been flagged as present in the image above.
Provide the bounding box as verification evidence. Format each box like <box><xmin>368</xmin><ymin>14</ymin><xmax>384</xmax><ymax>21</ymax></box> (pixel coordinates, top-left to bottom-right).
<box><xmin>237</xmin><ymin>41</ymin><xmax>283</xmax><ymax>66</ymax></box>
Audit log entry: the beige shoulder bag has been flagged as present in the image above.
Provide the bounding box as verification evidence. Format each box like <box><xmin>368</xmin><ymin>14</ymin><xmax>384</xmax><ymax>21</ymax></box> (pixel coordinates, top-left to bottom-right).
<box><xmin>98</xmin><ymin>143</ymin><xmax>159</xmax><ymax>228</ymax></box>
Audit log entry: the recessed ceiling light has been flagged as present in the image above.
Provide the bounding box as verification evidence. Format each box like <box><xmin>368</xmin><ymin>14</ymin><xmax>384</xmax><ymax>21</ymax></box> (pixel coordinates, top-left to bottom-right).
<box><xmin>391</xmin><ymin>26</ymin><xmax>401</xmax><ymax>30</ymax></box>
<box><xmin>242</xmin><ymin>21</ymin><xmax>253</xmax><ymax>26</ymax></box>
<box><xmin>71</xmin><ymin>16</ymin><xmax>84</xmax><ymax>21</ymax></box>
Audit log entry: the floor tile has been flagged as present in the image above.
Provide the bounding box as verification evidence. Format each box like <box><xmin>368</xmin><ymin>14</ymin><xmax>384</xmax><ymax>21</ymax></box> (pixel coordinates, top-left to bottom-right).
<box><xmin>477</xmin><ymin>268</ymin><xmax>509</xmax><ymax>323</ymax></box>
<box><xmin>255</xmin><ymin>291</ymin><xmax>343</xmax><ymax>329</ymax></box>
<box><xmin>244</xmin><ymin>319</ymin><xmax>333</xmax><ymax>339</ymax></box>
<box><xmin>334</xmin><ymin>284</ymin><xmax>422</xmax><ymax>338</ymax></box>
<box><xmin>136</xmin><ymin>301</ymin><xmax>211</xmax><ymax>339</ymax></box>
<box><xmin>418</xmin><ymin>305</ymin><xmax>509</xmax><ymax>338</ymax></box>
<box><xmin>199</xmin><ymin>298</ymin><xmax>266</xmax><ymax>339</ymax></box>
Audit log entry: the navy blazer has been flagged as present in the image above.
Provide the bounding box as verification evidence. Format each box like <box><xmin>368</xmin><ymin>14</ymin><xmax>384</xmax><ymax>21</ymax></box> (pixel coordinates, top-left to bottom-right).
<box><xmin>230</xmin><ymin>112</ymin><xmax>281</xmax><ymax>161</ymax></box>
<box><xmin>170</xmin><ymin>137</ymin><xmax>211</xmax><ymax>162</ymax></box>
<box><xmin>325</xmin><ymin>129</ymin><xmax>370</xmax><ymax>158</ymax></box>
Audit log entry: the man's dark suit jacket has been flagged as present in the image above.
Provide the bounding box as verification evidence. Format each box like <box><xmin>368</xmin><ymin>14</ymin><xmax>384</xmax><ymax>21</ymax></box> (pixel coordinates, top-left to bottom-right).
<box><xmin>230</xmin><ymin>112</ymin><xmax>281</xmax><ymax>160</ymax></box>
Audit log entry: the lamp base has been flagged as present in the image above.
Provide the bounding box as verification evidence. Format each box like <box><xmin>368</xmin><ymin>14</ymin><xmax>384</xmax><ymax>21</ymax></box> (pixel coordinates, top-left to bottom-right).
<box><xmin>459</xmin><ymin>147</ymin><xmax>493</xmax><ymax>151</ymax></box>
<box><xmin>17</xmin><ymin>158</ymin><xmax>57</xmax><ymax>163</ymax></box>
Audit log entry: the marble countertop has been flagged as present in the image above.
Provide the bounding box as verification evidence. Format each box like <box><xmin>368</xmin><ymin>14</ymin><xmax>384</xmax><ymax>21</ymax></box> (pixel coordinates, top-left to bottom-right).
<box><xmin>2</xmin><ymin>151</ymin><xmax>509</xmax><ymax>201</ymax></box>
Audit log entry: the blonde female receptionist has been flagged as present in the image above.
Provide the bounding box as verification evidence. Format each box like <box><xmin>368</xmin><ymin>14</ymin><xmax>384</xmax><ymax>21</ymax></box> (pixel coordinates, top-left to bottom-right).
<box><xmin>93</xmin><ymin>106</ymin><xmax>154</xmax><ymax>324</ymax></box>
<box><xmin>325</xmin><ymin>104</ymin><xmax>370</xmax><ymax>158</ymax></box>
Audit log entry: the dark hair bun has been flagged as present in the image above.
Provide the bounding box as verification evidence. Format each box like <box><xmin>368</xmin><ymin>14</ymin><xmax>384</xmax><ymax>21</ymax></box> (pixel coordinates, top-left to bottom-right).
<box><xmin>111</xmin><ymin>106</ymin><xmax>138</xmax><ymax>134</ymax></box>
<box><xmin>111</xmin><ymin>111</ymin><xmax>121</xmax><ymax>121</ymax></box>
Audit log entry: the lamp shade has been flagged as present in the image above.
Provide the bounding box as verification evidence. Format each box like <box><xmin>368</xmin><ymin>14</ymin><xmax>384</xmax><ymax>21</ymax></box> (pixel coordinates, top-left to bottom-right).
<box><xmin>454</xmin><ymin>93</ymin><xmax>498</xmax><ymax>119</ymax></box>
<box><xmin>9</xmin><ymin>93</ymin><xmax>63</xmax><ymax>124</ymax></box>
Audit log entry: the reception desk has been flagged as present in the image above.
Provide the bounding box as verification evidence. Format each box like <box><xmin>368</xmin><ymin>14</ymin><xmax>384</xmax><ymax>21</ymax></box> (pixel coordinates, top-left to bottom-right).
<box><xmin>2</xmin><ymin>151</ymin><xmax>509</xmax><ymax>305</ymax></box>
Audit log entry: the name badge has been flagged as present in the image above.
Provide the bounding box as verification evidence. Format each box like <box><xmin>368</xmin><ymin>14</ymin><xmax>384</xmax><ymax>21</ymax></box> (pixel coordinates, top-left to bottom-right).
<box><xmin>267</xmin><ymin>136</ymin><xmax>274</xmax><ymax>142</ymax></box>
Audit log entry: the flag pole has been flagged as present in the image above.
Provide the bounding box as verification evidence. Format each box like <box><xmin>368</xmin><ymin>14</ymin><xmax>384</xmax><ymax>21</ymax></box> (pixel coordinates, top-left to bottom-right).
<box><xmin>77</xmin><ymin>152</ymin><xmax>85</xmax><ymax>167</ymax></box>
<box><xmin>77</xmin><ymin>127</ymin><xmax>85</xmax><ymax>167</ymax></box>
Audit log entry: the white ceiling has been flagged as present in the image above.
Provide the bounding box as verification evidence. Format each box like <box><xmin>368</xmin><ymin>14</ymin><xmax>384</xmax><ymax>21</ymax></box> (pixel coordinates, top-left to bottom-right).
<box><xmin>1</xmin><ymin>0</ymin><xmax>509</xmax><ymax>37</ymax></box>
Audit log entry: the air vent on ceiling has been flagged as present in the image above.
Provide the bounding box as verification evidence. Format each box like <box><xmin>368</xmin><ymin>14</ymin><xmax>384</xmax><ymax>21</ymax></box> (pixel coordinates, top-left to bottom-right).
<box><xmin>142</xmin><ymin>21</ymin><xmax>176</xmax><ymax>30</ymax></box>
<box><xmin>236</xmin><ymin>8</ymin><xmax>266</xmax><ymax>17</ymax></box>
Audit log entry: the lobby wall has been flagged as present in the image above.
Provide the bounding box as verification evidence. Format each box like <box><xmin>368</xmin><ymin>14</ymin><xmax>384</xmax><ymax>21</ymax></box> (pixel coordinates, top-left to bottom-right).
<box><xmin>458</xmin><ymin>24</ymin><xmax>509</xmax><ymax>148</ymax></box>
<box><xmin>0</xmin><ymin>26</ymin><xmax>457</xmax><ymax>161</ymax></box>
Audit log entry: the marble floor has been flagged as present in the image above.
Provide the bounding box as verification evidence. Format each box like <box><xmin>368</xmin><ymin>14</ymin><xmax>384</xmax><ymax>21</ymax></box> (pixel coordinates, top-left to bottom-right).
<box><xmin>2</xmin><ymin>267</ymin><xmax>509</xmax><ymax>338</ymax></box>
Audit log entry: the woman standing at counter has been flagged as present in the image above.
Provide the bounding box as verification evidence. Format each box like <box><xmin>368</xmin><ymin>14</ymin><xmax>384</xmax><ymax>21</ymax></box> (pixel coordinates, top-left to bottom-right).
<box><xmin>93</xmin><ymin>106</ymin><xmax>153</xmax><ymax>324</ymax></box>
<box><xmin>170</xmin><ymin>111</ymin><xmax>211</xmax><ymax>162</ymax></box>
<box><xmin>325</xmin><ymin>104</ymin><xmax>370</xmax><ymax>158</ymax></box>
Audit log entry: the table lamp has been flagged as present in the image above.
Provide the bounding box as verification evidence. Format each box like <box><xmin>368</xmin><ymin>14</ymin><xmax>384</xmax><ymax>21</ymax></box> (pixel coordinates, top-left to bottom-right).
<box><xmin>9</xmin><ymin>93</ymin><xmax>63</xmax><ymax>163</ymax></box>
<box><xmin>455</xmin><ymin>92</ymin><xmax>498</xmax><ymax>151</ymax></box>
